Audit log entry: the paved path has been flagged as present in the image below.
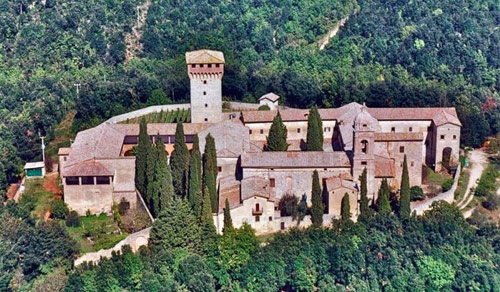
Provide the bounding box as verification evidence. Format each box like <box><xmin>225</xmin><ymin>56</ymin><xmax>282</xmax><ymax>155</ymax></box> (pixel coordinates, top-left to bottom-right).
<box><xmin>457</xmin><ymin>149</ymin><xmax>489</xmax><ymax>210</ymax></box>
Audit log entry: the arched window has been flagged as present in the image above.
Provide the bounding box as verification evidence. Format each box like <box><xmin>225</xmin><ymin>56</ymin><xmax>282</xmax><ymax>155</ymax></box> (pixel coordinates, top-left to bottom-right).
<box><xmin>361</xmin><ymin>140</ymin><xmax>369</xmax><ymax>154</ymax></box>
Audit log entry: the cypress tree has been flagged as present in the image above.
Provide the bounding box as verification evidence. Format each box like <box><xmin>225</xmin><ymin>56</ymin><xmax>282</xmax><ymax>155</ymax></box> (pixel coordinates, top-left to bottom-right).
<box><xmin>265</xmin><ymin>111</ymin><xmax>288</xmax><ymax>151</ymax></box>
<box><xmin>153</xmin><ymin>137</ymin><xmax>174</xmax><ymax>215</ymax></box>
<box><xmin>145</xmin><ymin>136</ymin><xmax>157</xmax><ymax>210</ymax></box>
<box><xmin>188</xmin><ymin>135</ymin><xmax>202</xmax><ymax>216</ymax></box>
<box><xmin>200</xmin><ymin>185</ymin><xmax>218</xmax><ymax>257</ymax></box>
<box><xmin>341</xmin><ymin>192</ymin><xmax>351</xmax><ymax>221</ymax></box>
<box><xmin>310</xmin><ymin>170</ymin><xmax>324</xmax><ymax>227</ymax></box>
<box><xmin>306</xmin><ymin>106</ymin><xmax>323</xmax><ymax>151</ymax></box>
<box><xmin>359</xmin><ymin>168</ymin><xmax>370</xmax><ymax>220</ymax></box>
<box><xmin>222</xmin><ymin>198</ymin><xmax>234</xmax><ymax>234</ymax></box>
<box><xmin>203</xmin><ymin>134</ymin><xmax>218</xmax><ymax>213</ymax></box>
<box><xmin>135</xmin><ymin>118</ymin><xmax>151</xmax><ymax>195</ymax></box>
<box><xmin>377</xmin><ymin>178</ymin><xmax>391</xmax><ymax>215</ymax></box>
<box><xmin>170</xmin><ymin>122</ymin><xmax>190</xmax><ymax>198</ymax></box>
<box><xmin>400</xmin><ymin>155</ymin><xmax>411</xmax><ymax>218</ymax></box>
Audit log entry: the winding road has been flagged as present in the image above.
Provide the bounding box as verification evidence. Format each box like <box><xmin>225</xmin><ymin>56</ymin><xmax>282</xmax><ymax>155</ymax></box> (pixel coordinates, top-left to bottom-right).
<box><xmin>456</xmin><ymin>149</ymin><xmax>488</xmax><ymax>211</ymax></box>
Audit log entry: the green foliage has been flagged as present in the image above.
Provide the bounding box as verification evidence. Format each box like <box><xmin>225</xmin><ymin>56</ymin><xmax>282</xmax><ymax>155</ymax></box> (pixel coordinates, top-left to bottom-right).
<box><xmin>482</xmin><ymin>193</ymin><xmax>500</xmax><ymax>211</ymax></box>
<box><xmin>306</xmin><ymin>106</ymin><xmax>324</xmax><ymax>151</ymax></box>
<box><xmin>417</xmin><ymin>256</ymin><xmax>455</xmax><ymax>290</ymax></box>
<box><xmin>399</xmin><ymin>155</ymin><xmax>411</xmax><ymax>218</ymax></box>
<box><xmin>203</xmin><ymin>134</ymin><xmax>218</xmax><ymax>213</ymax></box>
<box><xmin>51</xmin><ymin>198</ymin><xmax>69</xmax><ymax>219</ymax></box>
<box><xmin>376</xmin><ymin>178</ymin><xmax>391</xmax><ymax>214</ymax></box>
<box><xmin>147</xmin><ymin>89</ymin><xmax>172</xmax><ymax>106</ymax></box>
<box><xmin>265</xmin><ymin>111</ymin><xmax>289</xmax><ymax>151</ymax></box>
<box><xmin>135</xmin><ymin>118</ymin><xmax>151</xmax><ymax>196</ymax></box>
<box><xmin>297</xmin><ymin>194</ymin><xmax>308</xmax><ymax>224</ymax></box>
<box><xmin>475</xmin><ymin>163</ymin><xmax>500</xmax><ymax>197</ymax></box>
<box><xmin>200</xmin><ymin>186</ymin><xmax>218</xmax><ymax>258</ymax></box>
<box><xmin>310</xmin><ymin>170</ymin><xmax>324</xmax><ymax>227</ymax></box>
<box><xmin>65</xmin><ymin>211</ymin><xmax>80</xmax><ymax>227</ymax></box>
<box><xmin>188</xmin><ymin>135</ymin><xmax>203</xmax><ymax>217</ymax></box>
<box><xmin>223</xmin><ymin>198</ymin><xmax>234</xmax><ymax>235</ymax></box>
<box><xmin>278</xmin><ymin>194</ymin><xmax>299</xmax><ymax>218</ymax></box>
<box><xmin>149</xmin><ymin>137</ymin><xmax>173</xmax><ymax>217</ymax></box>
<box><xmin>441</xmin><ymin>178</ymin><xmax>454</xmax><ymax>192</ymax></box>
<box><xmin>258</xmin><ymin>104</ymin><xmax>271</xmax><ymax>111</ymax></box>
<box><xmin>359</xmin><ymin>168</ymin><xmax>370</xmax><ymax>220</ymax></box>
<box><xmin>150</xmin><ymin>198</ymin><xmax>201</xmax><ymax>255</ymax></box>
<box><xmin>170</xmin><ymin>122</ymin><xmax>190</xmax><ymax>198</ymax></box>
<box><xmin>410</xmin><ymin>185</ymin><xmax>425</xmax><ymax>201</ymax></box>
<box><xmin>340</xmin><ymin>193</ymin><xmax>351</xmax><ymax>221</ymax></box>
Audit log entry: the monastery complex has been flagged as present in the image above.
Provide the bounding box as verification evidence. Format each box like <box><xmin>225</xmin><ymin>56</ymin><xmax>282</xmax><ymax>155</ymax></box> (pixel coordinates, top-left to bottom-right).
<box><xmin>58</xmin><ymin>50</ymin><xmax>461</xmax><ymax>234</ymax></box>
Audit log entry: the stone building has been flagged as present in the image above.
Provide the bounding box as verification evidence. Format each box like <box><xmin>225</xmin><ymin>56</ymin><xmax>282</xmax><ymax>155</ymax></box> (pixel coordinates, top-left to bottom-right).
<box><xmin>59</xmin><ymin>49</ymin><xmax>461</xmax><ymax>234</ymax></box>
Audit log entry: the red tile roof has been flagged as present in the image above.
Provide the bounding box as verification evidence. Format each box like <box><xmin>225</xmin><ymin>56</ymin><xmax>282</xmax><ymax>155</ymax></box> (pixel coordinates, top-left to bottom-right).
<box><xmin>64</xmin><ymin>159</ymin><xmax>113</xmax><ymax>177</ymax></box>
<box><xmin>325</xmin><ymin>177</ymin><xmax>357</xmax><ymax>191</ymax></box>
<box><xmin>374</xmin><ymin>157</ymin><xmax>395</xmax><ymax>178</ymax></box>
<box><xmin>241</xmin><ymin>176</ymin><xmax>275</xmax><ymax>201</ymax></box>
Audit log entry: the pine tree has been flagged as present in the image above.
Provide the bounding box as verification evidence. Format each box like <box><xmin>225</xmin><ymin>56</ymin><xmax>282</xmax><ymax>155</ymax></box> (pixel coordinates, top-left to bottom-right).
<box><xmin>188</xmin><ymin>135</ymin><xmax>203</xmax><ymax>216</ymax></box>
<box><xmin>340</xmin><ymin>192</ymin><xmax>351</xmax><ymax>221</ymax></box>
<box><xmin>152</xmin><ymin>137</ymin><xmax>173</xmax><ymax>215</ymax></box>
<box><xmin>265</xmin><ymin>111</ymin><xmax>288</xmax><ymax>151</ymax></box>
<box><xmin>200</xmin><ymin>185</ymin><xmax>218</xmax><ymax>257</ymax></box>
<box><xmin>377</xmin><ymin>178</ymin><xmax>391</xmax><ymax>215</ymax></box>
<box><xmin>400</xmin><ymin>155</ymin><xmax>411</xmax><ymax>218</ymax></box>
<box><xmin>310</xmin><ymin>170</ymin><xmax>324</xmax><ymax>227</ymax></box>
<box><xmin>306</xmin><ymin>106</ymin><xmax>323</xmax><ymax>151</ymax></box>
<box><xmin>135</xmin><ymin>118</ymin><xmax>151</xmax><ymax>195</ymax></box>
<box><xmin>222</xmin><ymin>198</ymin><xmax>234</xmax><ymax>234</ymax></box>
<box><xmin>149</xmin><ymin>198</ymin><xmax>201</xmax><ymax>254</ymax></box>
<box><xmin>170</xmin><ymin>122</ymin><xmax>190</xmax><ymax>198</ymax></box>
<box><xmin>359</xmin><ymin>168</ymin><xmax>370</xmax><ymax>220</ymax></box>
<box><xmin>203</xmin><ymin>134</ymin><xmax>218</xmax><ymax>213</ymax></box>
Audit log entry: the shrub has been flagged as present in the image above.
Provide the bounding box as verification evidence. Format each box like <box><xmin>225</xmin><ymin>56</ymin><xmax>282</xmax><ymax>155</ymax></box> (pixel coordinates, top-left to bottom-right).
<box><xmin>410</xmin><ymin>186</ymin><xmax>425</xmax><ymax>201</ymax></box>
<box><xmin>118</xmin><ymin>198</ymin><xmax>130</xmax><ymax>215</ymax></box>
<box><xmin>482</xmin><ymin>194</ymin><xmax>500</xmax><ymax>211</ymax></box>
<box><xmin>258</xmin><ymin>104</ymin><xmax>270</xmax><ymax>111</ymax></box>
<box><xmin>66</xmin><ymin>211</ymin><xmax>80</xmax><ymax>227</ymax></box>
<box><xmin>278</xmin><ymin>194</ymin><xmax>298</xmax><ymax>217</ymax></box>
<box><xmin>51</xmin><ymin>199</ymin><xmax>69</xmax><ymax>219</ymax></box>
<box><xmin>441</xmin><ymin>179</ymin><xmax>454</xmax><ymax>192</ymax></box>
<box><xmin>475</xmin><ymin>165</ymin><xmax>499</xmax><ymax>197</ymax></box>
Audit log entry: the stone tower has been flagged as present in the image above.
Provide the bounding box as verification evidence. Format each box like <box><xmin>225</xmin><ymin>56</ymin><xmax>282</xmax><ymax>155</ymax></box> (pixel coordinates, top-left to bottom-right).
<box><xmin>352</xmin><ymin>106</ymin><xmax>379</xmax><ymax>202</ymax></box>
<box><xmin>186</xmin><ymin>49</ymin><xmax>225</xmax><ymax>123</ymax></box>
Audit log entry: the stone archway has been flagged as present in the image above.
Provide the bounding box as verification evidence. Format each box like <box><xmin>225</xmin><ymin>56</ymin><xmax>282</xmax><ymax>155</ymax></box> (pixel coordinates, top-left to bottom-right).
<box><xmin>442</xmin><ymin>147</ymin><xmax>452</xmax><ymax>170</ymax></box>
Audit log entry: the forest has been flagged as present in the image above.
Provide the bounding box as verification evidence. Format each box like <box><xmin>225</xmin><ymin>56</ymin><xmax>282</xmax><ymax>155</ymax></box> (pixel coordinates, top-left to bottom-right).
<box><xmin>0</xmin><ymin>0</ymin><xmax>499</xmax><ymax>192</ymax></box>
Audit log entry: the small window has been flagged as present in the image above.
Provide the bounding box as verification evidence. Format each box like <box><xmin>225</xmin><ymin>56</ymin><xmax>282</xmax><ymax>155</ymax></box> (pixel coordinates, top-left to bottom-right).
<box><xmin>453</xmin><ymin>135</ymin><xmax>457</xmax><ymax>140</ymax></box>
<box><xmin>191</xmin><ymin>64</ymin><xmax>195</xmax><ymax>68</ymax></box>
<box><xmin>297</xmin><ymin>128</ymin><xmax>301</xmax><ymax>133</ymax></box>
<box><xmin>269</xmin><ymin>216</ymin><xmax>273</xmax><ymax>221</ymax></box>
<box><xmin>208</xmin><ymin>64</ymin><xmax>212</xmax><ymax>68</ymax></box>
<box><xmin>66</xmin><ymin>176</ymin><xmax>79</xmax><ymax>185</ymax></box>
<box><xmin>399</xmin><ymin>146</ymin><xmax>405</xmax><ymax>153</ymax></box>
<box><xmin>260</xmin><ymin>129</ymin><xmax>264</xmax><ymax>134</ymax></box>
<box><xmin>217</xmin><ymin>166</ymin><xmax>222</xmax><ymax>173</ymax></box>
<box><xmin>249</xmin><ymin>129</ymin><xmax>253</xmax><ymax>134</ymax></box>
<box><xmin>203</xmin><ymin>91</ymin><xmax>206</xmax><ymax>95</ymax></box>
<box><xmin>270</xmin><ymin>178</ymin><xmax>275</xmax><ymax>187</ymax></box>
<box><xmin>215</xmin><ymin>64</ymin><xmax>220</xmax><ymax>68</ymax></box>
<box><xmin>409</xmin><ymin>127</ymin><xmax>413</xmax><ymax>132</ymax></box>
<box><xmin>324</xmin><ymin>127</ymin><xmax>331</xmax><ymax>132</ymax></box>
<box><xmin>200</xmin><ymin>64</ymin><xmax>204</xmax><ymax>68</ymax></box>
<box><xmin>361</xmin><ymin>161</ymin><xmax>367</xmax><ymax>165</ymax></box>
<box><xmin>410</xmin><ymin>161</ymin><xmax>415</xmax><ymax>167</ymax></box>
<box><xmin>281</xmin><ymin>222</ymin><xmax>285</xmax><ymax>230</ymax></box>
<box><xmin>205</xmin><ymin>103</ymin><xmax>208</xmax><ymax>108</ymax></box>
<box><xmin>362</xmin><ymin>124</ymin><xmax>367</xmax><ymax>127</ymax></box>
<box><xmin>203</xmin><ymin>80</ymin><xmax>207</xmax><ymax>84</ymax></box>
<box><xmin>255</xmin><ymin>216</ymin><xmax>260</xmax><ymax>222</ymax></box>
<box><xmin>391</xmin><ymin>127</ymin><xmax>395</xmax><ymax>132</ymax></box>
<box><xmin>63</xmin><ymin>157</ymin><xmax>67</xmax><ymax>161</ymax></box>
<box><xmin>81</xmin><ymin>176</ymin><xmax>94</xmax><ymax>185</ymax></box>
<box><xmin>96</xmin><ymin>176</ymin><xmax>110</xmax><ymax>185</ymax></box>
<box><xmin>440</xmin><ymin>135</ymin><xmax>445</xmax><ymax>140</ymax></box>
<box><xmin>204</xmin><ymin>118</ymin><xmax>208</xmax><ymax>122</ymax></box>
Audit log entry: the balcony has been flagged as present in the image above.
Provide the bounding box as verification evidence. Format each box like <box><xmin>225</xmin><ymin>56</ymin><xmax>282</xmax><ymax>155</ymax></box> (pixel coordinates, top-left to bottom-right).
<box><xmin>252</xmin><ymin>208</ymin><xmax>263</xmax><ymax>215</ymax></box>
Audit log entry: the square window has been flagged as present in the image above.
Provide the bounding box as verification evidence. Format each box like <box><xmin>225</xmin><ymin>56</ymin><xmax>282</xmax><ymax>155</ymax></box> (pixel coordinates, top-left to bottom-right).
<box><xmin>411</xmin><ymin>161</ymin><xmax>415</xmax><ymax>167</ymax></box>
<box><xmin>191</xmin><ymin>64</ymin><xmax>195</xmax><ymax>68</ymax></box>
<box><xmin>249</xmin><ymin>129</ymin><xmax>253</xmax><ymax>134</ymax></box>
<box><xmin>409</xmin><ymin>127</ymin><xmax>413</xmax><ymax>132</ymax></box>
<box><xmin>203</xmin><ymin>91</ymin><xmax>206</xmax><ymax>95</ymax></box>
<box><xmin>81</xmin><ymin>176</ymin><xmax>94</xmax><ymax>185</ymax></box>
<box><xmin>63</xmin><ymin>157</ymin><xmax>67</xmax><ymax>161</ymax></box>
<box><xmin>205</xmin><ymin>104</ymin><xmax>208</xmax><ymax>108</ymax></box>
<box><xmin>203</xmin><ymin>80</ymin><xmax>207</xmax><ymax>84</ymax></box>
<box><xmin>269</xmin><ymin>216</ymin><xmax>273</xmax><ymax>221</ymax></box>
<box><xmin>399</xmin><ymin>146</ymin><xmax>405</xmax><ymax>153</ymax></box>
<box><xmin>453</xmin><ymin>135</ymin><xmax>457</xmax><ymax>140</ymax></box>
<box><xmin>440</xmin><ymin>135</ymin><xmax>445</xmax><ymax>140</ymax></box>
<box><xmin>260</xmin><ymin>129</ymin><xmax>264</xmax><ymax>134</ymax></box>
<box><xmin>255</xmin><ymin>216</ymin><xmax>260</xmax><ymax>222</ymax></box>
<box><xmin>200</xmin><ymin>64</ymin><xmax>204</xmax><ymax>68</ymax></box>
<box><xmin>217</xmin><ymin>166</ymin><xmax>222</xmax><ymax>173</ymax></box>
<box><xmin>270</xmin><ymin>178</ymin><xmax>275</xmax><ymax>187</ymax></box>
<box><xmin>204</xmin><ymin>118</ymin><xmax>208</xmax><ymax>122</ymax></box>
<box><xmin>208</xmin><ymin>64</ymin><xmax>212</xmax><ymax>68</ymax></box>
<box><xmin>391</xmin><ymin>127</ymin><xmax>395</xmax><ymax>132</ymax></box>
<box><xmin>215</xmin><ymin>64</ymin><xmax>220</xmax><ymax>68</ymax></box>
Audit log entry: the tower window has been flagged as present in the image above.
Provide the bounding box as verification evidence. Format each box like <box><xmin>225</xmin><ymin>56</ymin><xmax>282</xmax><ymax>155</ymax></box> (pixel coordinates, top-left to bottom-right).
<box><xmin>260</xmin><ymin>129</ymin><xmax>264</xmax><ymax>134</ymax></box>
<box><xmin>216</xmin><ymin>64</ymin><xmax>220</xmax><ymax>68</ymax></box>
<box><xmin>269</xmin><ymin>216</ymin><xmax>273</xmax><ymax>221</ymax></box>
<box><xmin>391</xmin><ymin>127</ymin><xmax>395</xmax><ymax>132</ymax></box>
<box><xmin>203</xmin><ymin>80</ymin><xmax>207</xmax><ymax>84</ymax></box>
<box><xmin>270</xmin><ymin>178</ymin><xmax>275</xmax><ymax>187</ymax></box>
<box><xmin>208</xmin><ymin>64</ymin><xmax>212</xmax><ymax>68</ymax></box>
<box><xmin>200</xmin><ymin>64</ymin><xmax>204</xmax><ymax>68</ymax></box>
<box><xmin>191</xmin><ymin>64</ymin><xmax>195</xmax><ymax>68</ymax></box>
<box><xmin>411</xmin><ymin>161</ymin><xmax>415</xmax><ymax>167</ymax></box>
<box><xmin>324</xmin><ymin>127</ymin><xmax>331</xmax><ymax>132</ymax></box>
<box><xmin>204</xmin><ymin>118</ymin><xmax>208</xmax><ymax>122</ymax></box>
<box><xmin>217</xmin><ymin>166</ymin><xmax>222</xmax><ymax>173</ymax></box>
<box><xmin>399</xmin><ymin>146</ymin><xmax>405</xmax><ymax>153</ymax></box>
<box><xmin>297</xmin><ymin>128</ymin><xmax>301</xmax><ymax>133</ymax></box>
<box><xmin>440</xmin><ymin>135</ymin><xmax>445</xmax><ymax>140</ymax></box>
<box><xmin>203</xmin><ymin>91</ymin><xmax>206</xmax><ymax>95</ymax></box>
<box><xmin>453</xmin><ymin>135</ymin><xmax>457</xmax><ymax>140</ymax></box>
<box><xmin>205</xmin><ymin>104</ymin><xmax>208</xmax><ymax>108</ymax></box>
<box><xmin>249</xmin><ymin>129</ymin><xmax>253</xmax><ymax>134</ymax></box>
<box><xmin>409</xmin><ymin>127</ymin><xmax>413</xmax><ymax>132</ymax></box>
<box><xmin>361</xmin><ymin>140</ymin><xmax>368</xmax><ymax>153</ymax></box>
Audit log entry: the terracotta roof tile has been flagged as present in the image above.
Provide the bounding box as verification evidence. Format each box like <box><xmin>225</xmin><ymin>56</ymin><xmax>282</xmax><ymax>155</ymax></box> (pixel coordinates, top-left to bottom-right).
<box><xmin>374</xmin><ymin>158</ymin><xmax>395</xmax><ymax>178</ymax></box>
<box><xmin>218</xmin><ymin>177</ymin><xmax>241</xmax><ymax>213</ymax></box>
<box><xmin>64</xmin><ymin>159</ymin><xmax>113</xmax><ymax>177</ymax></box>
<box><xmin>58</xmin><ymin>147</ymin><xmax>70</xmax><ymax>155</ymax></box>
<box><xmin>185</xmin><ymin>49</ymin><xmax>225</xmax><ymax>64</ymax></box>
<box><xmin>240</xmin><ymin>151</ymin><xmax>351</xmax><ymax>168</ymax></box>
<box><xmin>325</xmin><ymin>177</ymin><xmax>357</xmax><ymax>191</ymax></box>
<box><xmin>241</xmin><ymin>176</ymin><xmax>275</xmax><ymax>201</ymax></box>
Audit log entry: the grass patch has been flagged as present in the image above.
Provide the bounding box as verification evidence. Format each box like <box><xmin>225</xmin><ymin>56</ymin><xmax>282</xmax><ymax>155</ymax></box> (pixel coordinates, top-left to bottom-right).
<box><xmin>45</xmin><ymin>111</ymin><xmax>76</xmax><ymax>161</ymax></box>
<box><xmin>474</xmin><ymin>161</ymin><xmax>500</xmax><ymax>197</ymax></box>
<box><xmin>423</xmin><ymin>167</ymin><xmax>451</xmax><ymax>185</ymax></box>
<box><xmin>454</xmin><ymin>169</ymin><xmax>470</xmax><ymax>201</ymax></box>
<box><xmin>121</xmin><ymin>108</ymin><xmax>191</xmax><ymax>124</ymax></box>
<box><xmin>67</xmin><ymin>213</ymin><xmax>128</xmax><ymax>254</ymax></box>
<box><xmin>23</xmin><ymin>179</ymin><xmax>55</xmax><ymax>219</ymax></box>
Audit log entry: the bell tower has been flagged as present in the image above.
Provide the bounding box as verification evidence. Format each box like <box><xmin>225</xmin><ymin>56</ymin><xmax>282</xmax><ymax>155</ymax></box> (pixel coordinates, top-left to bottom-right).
<box><xmin>186</xmin><ymin>49</ymin><xmax>225</xmax><ymax>123</ymax></box>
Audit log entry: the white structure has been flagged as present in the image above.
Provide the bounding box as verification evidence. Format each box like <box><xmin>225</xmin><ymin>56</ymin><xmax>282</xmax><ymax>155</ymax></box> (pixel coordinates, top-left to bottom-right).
<box><xmin>259</xmin><ymin>93</ymin><xmax>280</xmax><ymax>110</ymax></box>
<box><xmin>186</xmin><ymin>49</ymin><xmax>225</xmax><ymax>123</ymax></box>
<box><xmin>24</xmin><ymin>161</ymin><xmax>46</xmax><ymax>178</ymax></box>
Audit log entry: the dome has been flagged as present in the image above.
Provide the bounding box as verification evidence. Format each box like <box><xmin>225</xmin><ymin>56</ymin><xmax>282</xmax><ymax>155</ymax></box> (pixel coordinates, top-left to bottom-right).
<box><xmin>354</xmin><ymin>106</ymin><xmax>379</xmax><ymax>131</ymax></box>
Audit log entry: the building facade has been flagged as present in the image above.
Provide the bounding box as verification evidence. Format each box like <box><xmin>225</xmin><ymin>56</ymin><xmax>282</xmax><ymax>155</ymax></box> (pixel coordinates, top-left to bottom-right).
<box><xmin>59</xmin><ymin>49</ymin><xmax>461</xmax><ymax>234</ymax></box>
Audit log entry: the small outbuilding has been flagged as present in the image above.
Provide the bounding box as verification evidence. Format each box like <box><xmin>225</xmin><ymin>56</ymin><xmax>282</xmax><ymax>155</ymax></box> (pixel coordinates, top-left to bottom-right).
<box><xmin>24</xmin><ymin>161</ymin><xmax>46</xmax><ymax>178</ymax></box>
<box><xmin>258</xmin><ymin>93</ymin><xmax>280</xmax><ymax>110</ymax></box>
